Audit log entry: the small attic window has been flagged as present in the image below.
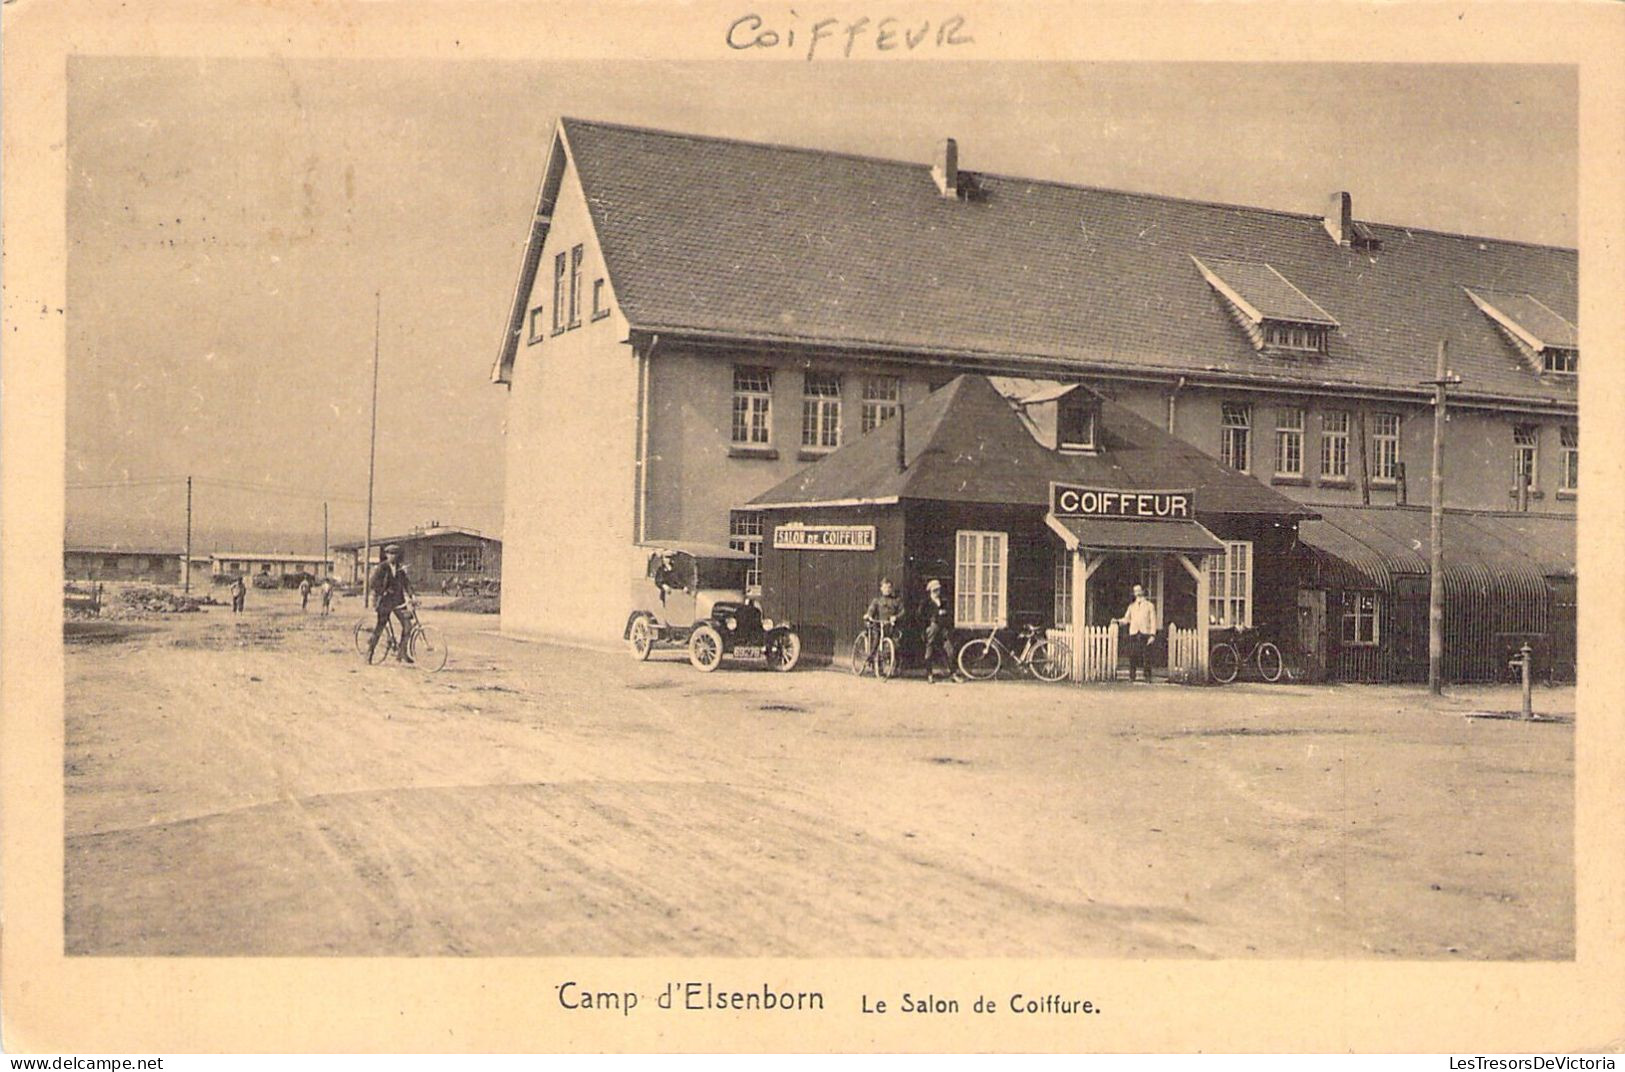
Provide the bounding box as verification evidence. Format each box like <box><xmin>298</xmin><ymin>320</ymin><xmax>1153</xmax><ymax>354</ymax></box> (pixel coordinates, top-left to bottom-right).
<box><xmin>1463</xmin><ymin>287</ymin><xmax>1578</xmax><ymax>378</ymax></box>
<box><xmin>1058</xmin><ymin>392</ymin><xmax>1098</xmax><ymax>452</ymax></box>
<box><xmin>1190</xmin><ymin>256</ymin><xmax>1338</xmax><ymax>356</ymax></box>
<box><xmin>1263</xmin><ymin>322</ymin><xmax>1329</xmax><ymax>354</ymax></box>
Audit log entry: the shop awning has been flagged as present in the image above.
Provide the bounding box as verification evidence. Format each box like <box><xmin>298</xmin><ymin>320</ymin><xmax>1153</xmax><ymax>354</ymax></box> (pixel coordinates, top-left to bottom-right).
<box><xmin>1046</xmin><ymin>515</ymin><xmax>1225</xmax><ymax>554</ymax></box>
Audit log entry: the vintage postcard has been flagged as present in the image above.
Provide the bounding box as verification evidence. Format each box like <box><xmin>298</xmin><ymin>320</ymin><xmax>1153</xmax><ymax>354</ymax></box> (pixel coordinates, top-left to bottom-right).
<box><xmin>3</xmin><ymin>0</ymin><xmax>1623</xmax><ymax>1054</ymax></box>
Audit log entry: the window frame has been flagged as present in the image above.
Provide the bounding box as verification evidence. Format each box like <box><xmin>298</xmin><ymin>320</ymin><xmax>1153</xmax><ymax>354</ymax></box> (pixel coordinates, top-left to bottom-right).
<box><xmin>1560</xmin><ymin>425</ymin><xmax>1578</xmax><ymax>493</ymax></box>
<box><xmin>800</xmin><ymin>370</ymin><xmax>843</xmax><ymax>452</ymax></box>
<box><xmin>1371</xmin><ymin>412</ymin><xmax>1402</xmax><ymax>485</ymax></box>
<box><xmin>860</xmin><ymin>376</ymin><xmax>900</xmax><ymax>435</ymax></box>
<box><xmin>1206</xmin><ymin>540</ymin><xmax>1253</xmax><ymax>629</ymax></box>
<box><xmin>1058</xmin><ymin>393</ymin><xmax>1099</xmax><ymax>453</ymax></box>
<box><xmin>1053</xmin><ymin>547</ymin><xmax>1073</xmax><ymax>629</ymax></box>
<box><xmin>432</xmin><ymin>546</ymin><xmax>484</xmax><ymax>573</ymax></box>
<box><xmin>1340</xmin><ymin>591</ymin><xmax>1381</xmax><ymax>646</ymax></box>
<box><xmin>1513</xmin><ymin>423</ymin><xmax>1541</xmax><ymax>492</ymax></box>
<box><xmin>955</xmin><ymin>530</ymin><xmax>1009</xmax><ymax>629</ymax></box>
<box><xmin>527</xmin><ymin>306</ymin><xmax>546</xmax><ymax>345</ymax></box>
<box><xmin>728</xmin><ymin>511</ymin><xmax>765</xmax><ymax>598</ymax></box>
<box><xmin>1220</xmin><ymin>402</ymin><xmax>1252</xmax><ymax>473</ymax></box>
<box><xmin>1274</xmin><ymin>406</ymin><xmax>1305</xmax><ymax>478</ymax></box>
<box><xmin>1320</xmin><ymin>410</ymin><xmax>1350</xmax><ymax>481</ymax></box>
<box><xmin>591</xmin><ymin>278</ymin><xmax>610</xmax><ymax>321</ymax></box>
<box><xmin>1263</xmin><ymin>321</ymin><xmax>1328</xmax><ymax>354</ymax></box>
<box><xmin>567</xmin><ymin>244</ymin><xmax>584</xmax><ymax>329</ymax></box>
<box><xmin>730</xmin><ymin>366</ymin><xmax>774</xmax><ymax>447</ymax></box>
<box><xmin>1542</xmin><ymin>347</ymin><xmax>1578</xmax><ymax>376</ymax></box>
<box><xmin>550</xmin><ymin>251</ymin><xmax>567</xmax><ymax>334</ymax></box>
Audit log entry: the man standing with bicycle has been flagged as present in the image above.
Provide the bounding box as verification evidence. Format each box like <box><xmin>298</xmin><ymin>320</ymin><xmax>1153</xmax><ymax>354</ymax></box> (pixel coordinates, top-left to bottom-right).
<box><xmin>1116</xmin><ymin>583</ymin><xmax>1158</xmax><ymax>683</ymax></box>
<box><xmin>366</xmin><ymin>544</ymin><xmax>414</xmax><ymax>664</ymax></box>
<box><xmin>860</xmin><ymin>577</ymin><xmax>904</xmax><ymax>675</ymax></box>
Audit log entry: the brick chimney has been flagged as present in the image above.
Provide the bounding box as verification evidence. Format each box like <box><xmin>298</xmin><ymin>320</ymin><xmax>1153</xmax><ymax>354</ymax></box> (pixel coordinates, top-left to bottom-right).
<box><xmin>1324</xmin><ymin>191</ymin><xmax>1353</xmax><ymax>247</ymax></box>
<box><xmin>931</xmin><ymin>138</ymin><xmax>959</xmax><ymax>199</ymax></box>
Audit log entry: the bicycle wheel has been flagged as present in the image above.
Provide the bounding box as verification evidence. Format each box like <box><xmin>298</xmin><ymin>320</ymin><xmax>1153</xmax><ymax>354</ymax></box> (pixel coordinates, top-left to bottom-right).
<box><xmin>366</xmin><ymin>624</ymin><xmax>395</xmax><ymax>665</ymax></box>
<box><xmin>1210</xmin><ymin>642</ymin><xmax>1240</xmax><ymax>684</ymax></box>
<box><xmin>1255</xmin><ymin>642</ymin><xmax>1284</xmax><ymax>683</ymax></box>
<box><xmin>410</xmin><ymin>625</ymin><xmax>449</xmax><ymax>672</ymax></box>
<box><xmin>1028</xmin><ymin>639</ymin><xmax>1071</xmax><ymax>682</ymax></box>
<box><xmin>957</xmin><ymin>638</ymin><xmax>1002</xmax><ymax>680</ymax></box>
<box><xmin>352</xmin><ymin>616</ymin><xmax>373</xmax><ymax>656</ymax></box>
<box><xmin>876</xmin><ymin>636</ymin><xmax>898</xmax><ymax>680</ymax></box>
<box><xmin>850</xmin><ymin>632</ymin><xmax>873</xmax><ymax>676</ymax></box>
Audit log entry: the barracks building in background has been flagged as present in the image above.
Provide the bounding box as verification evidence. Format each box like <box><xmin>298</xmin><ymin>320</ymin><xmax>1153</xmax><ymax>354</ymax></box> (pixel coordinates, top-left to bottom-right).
<box><xmin>490</xmin><ymin>118</ymin><xmax>1578</xmax><ymax>683</ymax></box>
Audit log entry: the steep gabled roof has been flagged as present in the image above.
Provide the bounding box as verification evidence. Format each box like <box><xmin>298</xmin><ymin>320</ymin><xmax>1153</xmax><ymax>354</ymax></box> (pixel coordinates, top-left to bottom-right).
<box><xmin>749</xmin><ymin>375</ymin><xmax>1313</xmax><ymax>518</ymax></box>
<box><xmin>496</xmin><ymin>118</ymin><xmax>1577</xmax><ymax>407</ymax></box>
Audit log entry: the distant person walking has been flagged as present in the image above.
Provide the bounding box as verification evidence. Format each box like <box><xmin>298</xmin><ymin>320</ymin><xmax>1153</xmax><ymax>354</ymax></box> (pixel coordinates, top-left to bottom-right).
<box><xmin>319</xmin><ymin>576</ymin><xmax>335</xmax><ymax>616</ymax></box>
<box><xmin>921</xmin><ymin>578</ymin><xmax>962</xmax><ymax>684</ymax></box>
<box><xmin>365</xmin><ymin>544</ymin><xmax>415</xmax><ymax>664</ymax></box>
<box><xmin>229</xmin><ymin>575</ymin><xmax>246</xmax><ymax>614</ymax></box>
<box><xmin>1116</xmin><ymin>583</ymin><xmax>1159</xmax><ymax>683</ymax></box>
<box><xmin>298</xmin><ymin>575</ymin><xmax>313</xmax><ymax>612</ymax></box>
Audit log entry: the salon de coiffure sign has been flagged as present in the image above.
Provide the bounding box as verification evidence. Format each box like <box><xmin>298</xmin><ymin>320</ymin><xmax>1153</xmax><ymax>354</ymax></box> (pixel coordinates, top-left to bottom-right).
<box><xmin>1049</xmin><ymin>483</ymin><xmax>1195</xmax><ymax>520</ymax></box>
<box><xmin>772</xmin><ymin>522</ymin><xmax>877</xmax><ymax>551</ymax></box>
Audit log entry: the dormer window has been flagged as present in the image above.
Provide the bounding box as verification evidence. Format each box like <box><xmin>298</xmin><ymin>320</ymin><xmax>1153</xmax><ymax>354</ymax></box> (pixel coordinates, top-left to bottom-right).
<box><xmin>1463</xmin><ymin>287</ymin><xmax>1578</xmax><ymax>378</ymax></box>
<box><xmin>1262</xmin><ymin>322</ymin><xmax>1329</xmax><ymax>354</ymax></box>
<box><xmin>1058</xmin><ymin>392</ymin><xmax>1098</xmax><ymax>452</ymax></box>
<box><xmin>1191</xmin><ymin>256</ymin><xmax>1338</xmax><ymax>356</ymax></box>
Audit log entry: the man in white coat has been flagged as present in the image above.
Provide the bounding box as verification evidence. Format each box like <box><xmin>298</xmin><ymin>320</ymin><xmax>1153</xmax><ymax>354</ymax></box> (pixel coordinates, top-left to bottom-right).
<box><xmin>1116</xmin><ymin>583</ymin><xmax>1159</xmax><ymax>683</ymax></box>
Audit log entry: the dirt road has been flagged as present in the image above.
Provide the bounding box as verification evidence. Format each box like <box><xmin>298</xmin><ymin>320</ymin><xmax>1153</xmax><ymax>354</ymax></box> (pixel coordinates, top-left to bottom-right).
<box><xmin>65</xmin><ymin>592</ymin><xmax>1574</xmax><ymax>958</ymax></box>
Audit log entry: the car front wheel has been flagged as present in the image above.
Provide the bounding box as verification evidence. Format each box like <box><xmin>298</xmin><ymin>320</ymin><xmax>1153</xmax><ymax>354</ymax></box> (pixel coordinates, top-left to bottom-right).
<box><xmin>628</xmin><ymin>616</ymin><xmax>654</xmax><ymax>661</ymax></box>
<box><xmin>766</xmin><ymin>630</ymin><xmax>802</xmax><ymax>672</ymax></box>
<box><xmin>689</xmin><ymin>624</ymin><xmax>724</xmax><ymax>672</ymax></box>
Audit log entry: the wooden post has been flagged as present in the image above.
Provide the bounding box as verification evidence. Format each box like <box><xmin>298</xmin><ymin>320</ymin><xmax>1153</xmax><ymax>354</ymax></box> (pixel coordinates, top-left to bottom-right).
<box><xmin>1426</xmin><ymin>341</ymin><xmax>1460</xmax><ymax>696</ymax></box>
<box><xmin>1176</xmin><ymin>553</ymin><xmax>1210</xmax><ymax>680</ymax></box>
<box><xmin>1070</xmin><ymin>548</ymin><xmax>1089</xmax><ymax>682</ymax></box>
<box><xmin>183</xmin><ymin>475</ymin><xmax>192</xmax><ymax>594</ymax></box>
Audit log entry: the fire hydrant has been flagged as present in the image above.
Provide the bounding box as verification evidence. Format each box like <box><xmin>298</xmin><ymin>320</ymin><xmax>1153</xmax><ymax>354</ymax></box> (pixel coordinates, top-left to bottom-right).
<box><xmin>1508</xmin><ymin>643</ymin><xmax>1535</xmax><ymax>720</ymax></box>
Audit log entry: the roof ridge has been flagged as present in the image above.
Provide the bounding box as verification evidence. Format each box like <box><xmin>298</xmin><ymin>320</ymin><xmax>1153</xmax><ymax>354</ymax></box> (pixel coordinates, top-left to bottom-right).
<box><xmin>559</xmin><ymin>115</ymin><xmax>1575</xmax><ymax>252</ymax></box>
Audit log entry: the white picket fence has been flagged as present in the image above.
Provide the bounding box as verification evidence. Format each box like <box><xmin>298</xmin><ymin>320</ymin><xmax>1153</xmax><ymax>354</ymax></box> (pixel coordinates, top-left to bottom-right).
<box><xmin>1050</xmin><ymin>626</ymin><xmax>1118</xmax><ymax>682</ymax></box>
<box><xmin>1166</xmin><ymin>624</ymin><xmax>1203</xmax><ymax>682</ymax></box>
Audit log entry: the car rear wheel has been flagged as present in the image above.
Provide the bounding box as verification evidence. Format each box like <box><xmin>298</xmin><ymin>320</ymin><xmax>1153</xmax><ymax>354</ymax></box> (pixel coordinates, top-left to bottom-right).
<box><xmin>688</xmin><ymin>624</ymin><xmax>724</xmax><ymax>672</ymax></box>
<box><xmin>766</xmin><ymin>630</ymin><xmax>801</xmax><ymax>672</ymax></box>
<box><xmin>628</xmin><ymin>616</ymin><xmax>654</xmax><ymax>661</ymax></box>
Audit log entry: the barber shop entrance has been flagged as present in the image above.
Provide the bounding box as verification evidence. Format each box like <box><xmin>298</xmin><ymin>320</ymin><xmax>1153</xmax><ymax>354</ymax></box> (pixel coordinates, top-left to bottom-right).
<box><xmin>744</xmin><ymin>375</ymin><xmax>1313</xmax><ymax>682</ymax></box>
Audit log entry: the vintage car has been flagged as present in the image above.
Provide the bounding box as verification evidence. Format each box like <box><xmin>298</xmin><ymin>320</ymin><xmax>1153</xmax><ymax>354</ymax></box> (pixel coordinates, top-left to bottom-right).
<box><xmin>623</xmin><ymin>544</ymin><xmax>801</xmax><ymax>672</ymax></box>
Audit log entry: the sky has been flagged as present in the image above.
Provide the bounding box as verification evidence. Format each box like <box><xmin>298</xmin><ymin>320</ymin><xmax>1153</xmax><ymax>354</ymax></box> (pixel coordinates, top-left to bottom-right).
<box><xmin>65</xmin><ymin>59</ymin><xmax>1577</xmax><ymax>552</ymax></box>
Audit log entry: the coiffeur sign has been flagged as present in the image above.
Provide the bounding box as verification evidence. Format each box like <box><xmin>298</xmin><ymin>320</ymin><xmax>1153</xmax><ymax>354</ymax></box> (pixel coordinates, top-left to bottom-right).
<box><xmin>773</xmin><ymin>523</ymin><xmax>877</xmax><ymax>551</ymax></box>
<box><xmin>1049</xmin><ymin>483</ymin><xmax>1194</xmax><ymax>520</ymax></box>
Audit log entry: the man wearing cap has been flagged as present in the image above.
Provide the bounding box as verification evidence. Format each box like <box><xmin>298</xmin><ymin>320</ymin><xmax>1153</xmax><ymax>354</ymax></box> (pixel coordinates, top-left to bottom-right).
<box><xmin>921</xmin><ymin>578</ymin><xmax>962</xmax><ymax>684</ymax></box>
<box><xmin>366</xmin><ymin>544</ymin><xmax>415</xmax><ymax>663</ymax></box>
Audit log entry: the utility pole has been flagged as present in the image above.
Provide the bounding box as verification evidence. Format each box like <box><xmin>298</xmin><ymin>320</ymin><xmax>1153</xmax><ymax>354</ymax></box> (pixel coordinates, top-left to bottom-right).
<box><xmin>1425</xmin><ymin>340</ymin><xmax>1462</xmax><ymax>696</ymax></box>
<box><xmin>322</xmin><ymin>501</ymin><xmax>329</xmax><ymax>579</ymax></box>
<box><xmin>184</xmin><ymin>475</ymin><xmax>193</xmax><ymax>593</ymax></box>
<box><xmin>363</xmin><ymin>290</ymin><xmax>381</xmax><ymax>606</ymax></box>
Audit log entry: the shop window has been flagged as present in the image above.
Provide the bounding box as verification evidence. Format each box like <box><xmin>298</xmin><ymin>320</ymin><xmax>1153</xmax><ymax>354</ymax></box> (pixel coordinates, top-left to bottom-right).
<box><xmin>1053</xmin><ymin>550</ymin><xmax>1072</xmax><ymax>629</ymax></box>
<box><xmin>433</xmin><ymin>546</ymin><xmax>484</xmax><ymax>573</ymax></box>
<box><xmin>731</xmin><ymin>367</ymin><xmax>773</xmax><ymax>446</ymax></box>
<box><xmin>1320</xmin><ymin>410</ymin><xmax>1350</xmax><ymax>480</ymax></box>
<box><xmin>550</xmin><ymin>252</ymin><xmax>567</xmax><ymax>334</ymax></box>
<box><xmin>860</xmin><ymin>376</ymin><xmax>900</xmax><ymax>434</ymax></box>
<box><xmin>1220</xmin><ymin>403</ymin><xmax>1251</xmax><ymax>472</ymax></box>
<box><xmin>527</xmin><ymin>306</ymin><xmax>546</xmax><ymax>345</ymax></box>
<box><xmin>1058</xmin><ymin>392</ymin><xmax>1098</xmax><ymax>452</ymax></box>
<box><xmin>1560</xmin><ymin>425</ymin><xmax>1578</xmax><ymax>493</ymax></box>
<box><xmin>591</xmin><ymin>278</ymin><xmax>610</xmax><ymax>321</ymax></box>
<box><xmin>801</xmin><ymin>371</ymin><xmax>842</xmax><ymax>451</ymax></box>
<box><xmin>955</xmin><ymin>530</ymin><xmax>1007</xmax><ymax>629</ymax></box>
<box><xmin>567</xmin><ymin>244</ymin><xmax>584</xmax><ymax>329</ymax></box>
<box><xmin>729</xmin><ymin>512</ymin><xmax>764</xmax><ymax>597</ymax></box>
<box><xmin>1371</xmin><ymin>412</ymin><xmax>1402</xmax><ymax>484</ymax></box>
<box><xmin>1274</xmin><ymin>407</ymin><xmax>1304</xmax><ymax>477</ymax></box>
<box><xmin>1206</xmin><ymin>541</ymin><xmax>1252</xmax><ymax>628</ymax></box>
<box><xmin>1513</xmin><ymin>424</ymin><xmax>1540</xmax><ymax>491</ymax></box>
<box><xmin>1341</xmin><ymin>592</ymin><xmax>1380</xmax><ymax>646</ymax></box>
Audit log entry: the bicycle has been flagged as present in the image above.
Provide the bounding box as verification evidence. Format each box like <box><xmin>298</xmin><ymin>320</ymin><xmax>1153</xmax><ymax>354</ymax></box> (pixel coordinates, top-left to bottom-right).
<box><xmin>1208</xmin><ymin>627</ymin><xmax>1283</xmax><ymax>684</ymax></box>
<box><xmin>850</xmin><ymin>618</ymin><xmax>902</xmax><ymax>679</ymax></box>
<box><xmin>353</xmin><ymin>599</ymin><xmax>448</xmax><ymax>672</ymax></box>
<box><xmin>956</xmin><ymin>622</ymin><xmax>1071</xmax><ymax>682</ymax></box>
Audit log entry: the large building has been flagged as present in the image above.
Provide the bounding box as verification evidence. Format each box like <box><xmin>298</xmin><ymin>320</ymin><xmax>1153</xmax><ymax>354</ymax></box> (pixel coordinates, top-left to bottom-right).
<box><xmin>491</xmin><ymin>118</ymin><xmax>1577</xmax><ymax>680</ymax></box>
